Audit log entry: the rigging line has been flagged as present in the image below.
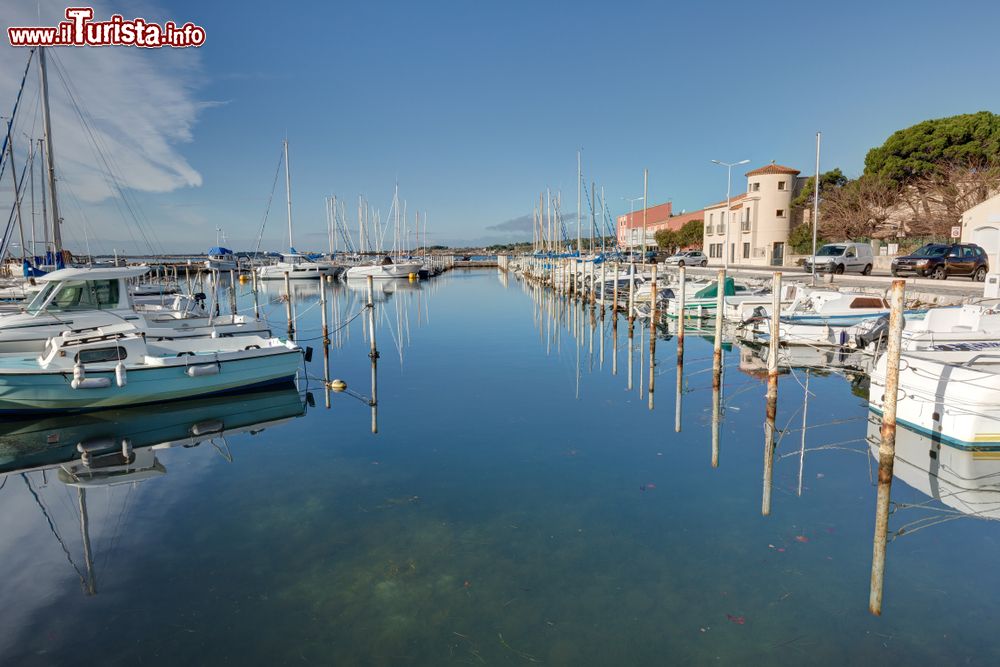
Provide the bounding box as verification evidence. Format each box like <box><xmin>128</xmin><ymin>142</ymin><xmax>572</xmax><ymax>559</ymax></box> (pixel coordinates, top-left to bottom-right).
<box><xmin>252</xmin><ymin>145</ymin><xmax>285</xmax><ymax>259</ymax></box>
<box><xmin>0</xmin><ymin>48</ymin><xmax>36</xmax><ymax>184</ymax></box>
<box><xmin>47</xmin><ymin>52</ymin><xmax>158</xmax><ymax>255</ymax></box>
<box><xmin>49</xmin><ymin>50</ymin><xmax>165</xmax><ymax>256</ymax></box>
<box><xmin>20</xmin><ymin>473</ymin><xmax>89</xmax><ymax>588</ymax></box>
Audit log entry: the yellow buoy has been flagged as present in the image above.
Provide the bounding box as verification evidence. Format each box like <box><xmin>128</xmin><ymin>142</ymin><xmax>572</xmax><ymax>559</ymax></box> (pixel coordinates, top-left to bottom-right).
<box><xmin>239</xmin><ymin>274</ymin><xmax>249</xmax><ymax>283</ymax></box>
<box><xmin>329</xmin><ymin>379</ymin><xmax>347</xmax><ymax>392</ymax></box>
<box><xmin>408</xmin><ymin>273</ymin><xmax>417</xmax><ymax>281</ymax></box>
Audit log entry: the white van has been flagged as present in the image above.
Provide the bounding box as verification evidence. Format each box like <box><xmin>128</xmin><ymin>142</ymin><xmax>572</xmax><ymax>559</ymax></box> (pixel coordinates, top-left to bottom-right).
<box><xmin>803</xmin><ymin>242</ymin><xmax>874</xmax><ymax>275</ymax></box>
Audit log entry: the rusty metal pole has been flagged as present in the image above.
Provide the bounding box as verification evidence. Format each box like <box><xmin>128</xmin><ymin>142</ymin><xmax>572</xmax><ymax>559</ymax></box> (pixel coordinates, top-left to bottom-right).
<box><xmin>251</xmin><ymin>265</ymin><xmax>260</xmax><ymax>319</ymax></box>
<box><xmin>648</xmin><ymin>264</ymin><xmax>657</xmax><ymax>410</ymax></box>
<box><xmin>869</xmin><ymin>279</ymin><xmax>906</xmax><ymax>616</ymax></box>
<box><xmin>228</xmin><ymin>269</ymin><xmax>238</xmax><ymax>315</ymax></box>
<box><xmin>762</xmin><ymin>271</ymin><xmax>782</xmax><ymax>515</ymax></box>
<box><xmin>675</xmin><ymin>265</ymin><xmax>686</xmax><ymax>433</ymax></box>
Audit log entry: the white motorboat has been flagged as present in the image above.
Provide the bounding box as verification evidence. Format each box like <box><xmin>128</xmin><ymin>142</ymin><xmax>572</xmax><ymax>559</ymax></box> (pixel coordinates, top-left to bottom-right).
<box><xmin>344</xmin><ymin>256</ymin><xmax>423</xmax><ymax>280</ymax></box>
<box><xmin>205</xmin><ymin>246</ymin><xmax>239</xmax><ymax>271</ymax></box>
<box><xmin>743</xmin><ymin>289</ymin><xmax>894</xmax><ymax>346</ymax></box>
<box><xmin>257</xmin><ymin>252</ymin><xmax>332</xmax><ymax>280</ymax></box>
<box><xmin>852</xmin><ymin>302</ymin><xmax>1000</xmax><ymax>353</ymax></box>
<box><xmin>0</xmin><ymin>266</ymin><xmax>269</xmax><ymax>355</ymax></box>
<box><xmin>0</xmin><ymin>323</ymin><xmax>303</xmax><ymax>413</ymax></box>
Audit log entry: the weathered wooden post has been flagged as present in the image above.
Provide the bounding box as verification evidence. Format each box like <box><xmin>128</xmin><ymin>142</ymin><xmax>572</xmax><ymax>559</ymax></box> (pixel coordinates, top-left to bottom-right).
<box><xmin>627</xmin><ymin>262</ymin><xmax>636</xmax><ymax>331</ymax></box>
<box><xmin>600</xmin><ymin>261</ymin><xmax>607</xmax><ymax>314</ymax></box>
<box><xmin>648</xmin><ymin>264</ymin><xmax>657</xmax><ymax>410</ymax></box>
<box><xmin>228</xmin><ymin>269</ymin><xmax>238</xmax><ymax>315</ymax></box>
<box><xmin>251</xmin><ymin>265</ymin><xmax>260</xmax><ymax>319</ymax></box>
<box><xmin>869</xmin><ymin>279</ymin><xmax>906</xmax><ymax>616</ymax></box>
<box><xmin>367</xmin><ymin>275</ymin><xmax>379</xmax><ymax>434</ymax></box>
<box><xmin>284</xmin><ymin>271</ymin><xmax>294</xmax><ymax>340</ymax></box>
<box><xmin>762</xmin><ymin>271</ymin><xmax>782</xmax><ymax>516</ymax></box>
<box><xmin>676</xmin><ymin>265</ymin><xmax>686</xmax><ymax>432</ymax></box>
<box><xmin>320</xmin><ymin>275</ymin><xmax>329</xmax><ymax>345</ymax></box>
<box><xmin>612</xmin><ymin>262</ymin><xmax>620</xmax><ymax>314</ymax></box>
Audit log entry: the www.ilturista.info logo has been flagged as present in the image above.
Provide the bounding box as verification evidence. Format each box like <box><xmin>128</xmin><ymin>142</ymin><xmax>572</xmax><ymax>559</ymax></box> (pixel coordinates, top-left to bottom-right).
<box><xmin>8</xmin><ymin>7</ymin><xmax>205</xmax><ymax>48</ymax></box>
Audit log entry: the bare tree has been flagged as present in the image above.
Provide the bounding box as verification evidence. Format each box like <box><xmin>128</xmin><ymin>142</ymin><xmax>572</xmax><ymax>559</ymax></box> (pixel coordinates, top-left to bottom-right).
<box><xmin>819</xmin><ymin>174</ymin><xmax>900</xmax><ymax>239</ymax></box>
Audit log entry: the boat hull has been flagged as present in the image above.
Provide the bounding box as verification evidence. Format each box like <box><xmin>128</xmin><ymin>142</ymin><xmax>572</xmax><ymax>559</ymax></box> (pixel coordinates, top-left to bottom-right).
<box><xmin>0</xmin><ymin>348</ymin><xmax>302</xmax><ymax>413</ymax></box>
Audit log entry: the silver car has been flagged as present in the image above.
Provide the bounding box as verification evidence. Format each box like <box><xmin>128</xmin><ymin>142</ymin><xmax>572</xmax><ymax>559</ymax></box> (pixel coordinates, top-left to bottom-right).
<box><xmin>663</xmin><ymin>250</ymin><xmax>708</xmax><ymax>267</ymax></box>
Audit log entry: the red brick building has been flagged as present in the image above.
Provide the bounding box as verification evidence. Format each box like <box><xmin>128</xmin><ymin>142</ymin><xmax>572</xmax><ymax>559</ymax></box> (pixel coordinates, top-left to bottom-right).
<box><xmin>616</xmin><ymin>202</ymin><xmax>703</xmax><ymax>249</ymax></box>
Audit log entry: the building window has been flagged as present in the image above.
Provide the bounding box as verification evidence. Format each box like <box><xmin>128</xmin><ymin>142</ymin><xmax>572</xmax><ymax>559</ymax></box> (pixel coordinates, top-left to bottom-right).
<box><xmin>743</xmin><ymin>242</ymin><xmax>750</xmax><ymax>259</ymax></box>
<box><xmin>778</xmin><ymin>181</ymin><xmax>786</xmax><ymax>191</ymax></box>
<box><xmin>776</xmin><ymin>209</ymin><xmax>785</xmax><ymax>217</ymax></box>
<box><xmin>750</xmin><ymin>182</ymin><xmax>760</xmax><ymax>192</ymax></box>
<box><xmin>706</xmin><ymin>224</ymin><xmax>712</xmax><ymax>236</ymax></box>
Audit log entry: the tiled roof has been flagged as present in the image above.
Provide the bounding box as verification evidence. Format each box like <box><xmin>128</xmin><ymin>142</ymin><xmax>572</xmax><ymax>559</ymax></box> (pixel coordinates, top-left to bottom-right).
<box><xmin>703</xmin><ymin>192</ymin><xmax>748</xmax><ymax>210</ymax></box>
<box><xmin>745</xmin><ymin>162</ymin><xmax>800</xmax><ymax>177</ymax></box>
<box><xmin>618</xmin><ymin>202</ymin><xmax>674</xmax><ymax>229</ymax></box>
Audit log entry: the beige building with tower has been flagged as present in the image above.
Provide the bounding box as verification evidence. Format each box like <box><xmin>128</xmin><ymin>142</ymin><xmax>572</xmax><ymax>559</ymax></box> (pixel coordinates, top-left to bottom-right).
<box><xmin>702</xmin><ymin>162</ymin><xmax>804</xmax><ymax>267</ymax></box>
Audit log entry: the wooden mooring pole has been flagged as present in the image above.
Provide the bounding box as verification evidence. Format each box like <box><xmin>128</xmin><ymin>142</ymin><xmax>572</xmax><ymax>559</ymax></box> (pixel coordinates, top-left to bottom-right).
<box><xmin>284</xmin><ymin>271</ymin><xmax>294</xmax><ymax>340</ymax></box>
<box><xmin>762</xmin><ymin>272</ymin><xmax>781</xmax><ymax>515</ymax></box>
<box><xmin>675</xmin><ymin>265</ymin><xmax>686</xmax><ymax>433</ymax></box>
<box><xmin>869</xmin><ymin>279</ymin><xmax>906</xmax><ymax>616</ymax></box>
<box><xmin>367</xmin><ymin>275</ymin><xmax>379</xmax><ymax>435</ymax></box>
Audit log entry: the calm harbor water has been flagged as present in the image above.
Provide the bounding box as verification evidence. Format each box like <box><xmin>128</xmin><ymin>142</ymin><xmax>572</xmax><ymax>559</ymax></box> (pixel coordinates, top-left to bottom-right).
<box><xmin>1</xmin><ymin>269</ymin><xmax>998</xmax><ymax>665</ymax></box>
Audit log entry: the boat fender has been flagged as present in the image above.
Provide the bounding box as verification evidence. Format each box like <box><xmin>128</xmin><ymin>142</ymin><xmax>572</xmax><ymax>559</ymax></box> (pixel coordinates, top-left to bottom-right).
<box><xmin>115</xmin><ymin>362</ymin><xmax>127</xmax><ymax>387</ymax></box>
<box><xmin>77</xmin><ymin>437</ymin><xmax>117</xmax><ymax>453</ymax></box>
<box><xmin>304</xmin><ymin>346</ymin><xmax>313</xmax><ymax>363</ymax></box>
<box><xmin>121</xmin><ymin>439</ymin><xmax>132</xmax><ymax>458</ymax></box>
<box><xmin>244</xmin><ymin>344</ymin><xmax>261</xmax><ymax>350</ymax></box>
<box><xmin>73</xmin><ymin>362</ymin><xmax>85</xmax><ymax>384</ymax></box>
<box><xmin>190</xmin><ymin>419</ymin><xmax>225</xmax><ymax>436</ymax></box>
<box><xmin>186</xmin><ymin>363</ymin><xmax>220</xmax><ymax>377</ymax></box>
<box><xmin>71</xmin><ymin>377</ymin><xmax>111</xmax><ymax>389</ymax></box>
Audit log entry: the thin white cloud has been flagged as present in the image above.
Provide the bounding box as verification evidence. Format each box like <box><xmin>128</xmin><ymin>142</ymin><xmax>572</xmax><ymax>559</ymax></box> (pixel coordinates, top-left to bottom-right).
<box><xmin>1</xmin><ymin>0</ymin><xmax>204</xmax><ymax>205</ymax></box>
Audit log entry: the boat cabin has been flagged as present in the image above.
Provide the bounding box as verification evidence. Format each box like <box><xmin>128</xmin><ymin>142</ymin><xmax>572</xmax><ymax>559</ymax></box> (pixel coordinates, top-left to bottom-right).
<box><xmin>25</xmin><ymin>266</ymin><xmax>149</xmax><ymax>315</ymax></box>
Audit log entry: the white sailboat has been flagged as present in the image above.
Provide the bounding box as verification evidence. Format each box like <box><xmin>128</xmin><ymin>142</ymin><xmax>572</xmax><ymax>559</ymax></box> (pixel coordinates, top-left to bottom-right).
<box><xmin>344</xmin><ymin>185</ymin><xmax>422</xmax><ymax>280</ymax></box>
<box><xmin>257</xmin><ymin>140</ymin><xmax>333</xmax><ymax>280</ymax></box>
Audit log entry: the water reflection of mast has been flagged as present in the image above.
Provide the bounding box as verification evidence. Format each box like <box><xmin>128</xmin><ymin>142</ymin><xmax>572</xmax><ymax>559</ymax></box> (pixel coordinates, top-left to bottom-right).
<box><xmin>797</xmin><ymin>370</ymin><xmax>810</xmax><ymax>496</ymax></box>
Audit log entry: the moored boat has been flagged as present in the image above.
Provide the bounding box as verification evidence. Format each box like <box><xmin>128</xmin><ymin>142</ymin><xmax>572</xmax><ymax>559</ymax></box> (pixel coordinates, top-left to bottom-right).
<box><xmin>0</xmin><ymin>324</ymin><xmax>303</xmax><ymax>413</ymax></box>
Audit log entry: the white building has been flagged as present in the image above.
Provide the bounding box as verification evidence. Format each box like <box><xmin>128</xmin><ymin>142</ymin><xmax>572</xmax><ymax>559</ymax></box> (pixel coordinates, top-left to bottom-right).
<box><xmin>960</xmin><ymin>192</ymin><xmax>1000</xmax><ymax>269</ymax></box>
<box><xmin>702</xmin><ymin>162</ymin><xmax>803</xmax><ymax>267</ymax></box>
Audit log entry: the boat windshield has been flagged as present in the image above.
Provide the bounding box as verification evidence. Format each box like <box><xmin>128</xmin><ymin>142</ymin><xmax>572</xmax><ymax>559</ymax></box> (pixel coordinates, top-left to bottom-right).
<box><xmin>816</xmin><ymin>245</ymin><xmax>846</xmax><ymax>257</ymax></box>
<box><xmin>26</xmin><ymin>279</ymin><xmax>121</xmax><ymax>314</ymax></box>
<box><xmin>911</xmin><ymin>244</ymin><xmax>949</xmax><ymax>258</ymax></box>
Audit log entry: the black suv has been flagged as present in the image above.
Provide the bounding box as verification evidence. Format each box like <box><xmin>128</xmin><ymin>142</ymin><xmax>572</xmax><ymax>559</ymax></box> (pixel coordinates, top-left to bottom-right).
<box><xmin>891</xmin><ymin>243</ymin><xmax>989</xmax><ymax>281</ymax></box>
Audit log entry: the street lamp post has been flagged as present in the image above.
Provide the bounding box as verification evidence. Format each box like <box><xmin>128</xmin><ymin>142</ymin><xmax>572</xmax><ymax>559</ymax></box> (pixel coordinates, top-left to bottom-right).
<box><xmin>711</xmin><ymin>158</ymin><xmax>750</xmax><ymax>271</ymax></box>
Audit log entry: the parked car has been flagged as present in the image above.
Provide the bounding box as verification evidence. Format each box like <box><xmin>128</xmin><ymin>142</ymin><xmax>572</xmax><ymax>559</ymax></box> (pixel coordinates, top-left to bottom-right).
<box><xmin>891</xmin><ymin>243</ymin><xmax>989</xmax><ymax>281</ymax></box>
<box><xmin>662</xmin><ymin>250</ymin><xmax>708</xmax><ymax>267</ymax></box>
<box><xmin>803</xmin><ymin>242</ymin><xmax>874</xmax><ymax>275</ymax></box>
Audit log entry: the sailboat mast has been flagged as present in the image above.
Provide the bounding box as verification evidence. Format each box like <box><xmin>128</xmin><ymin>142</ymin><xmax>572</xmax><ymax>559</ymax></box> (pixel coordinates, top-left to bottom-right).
<box><xmin>38</xmin><ymin>48</ymin><xmax>62</xmax><ymax>256</ymax></box>
<box><xmin>283</xmin><ymin>139</ymin><xmax>293</xmax><ymax>251</ymax></box>
<box><xmin>576</xmin><ymin>150</ymin><xmax>582</xmax><ymax>252</ymax></box>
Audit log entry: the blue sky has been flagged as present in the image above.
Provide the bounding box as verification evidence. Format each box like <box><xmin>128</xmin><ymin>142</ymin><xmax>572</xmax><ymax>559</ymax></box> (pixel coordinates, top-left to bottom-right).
<box><xmin>4</xmin><ymin>0</ymin><xmax>1000</xmax><ymax>252</ymax></box>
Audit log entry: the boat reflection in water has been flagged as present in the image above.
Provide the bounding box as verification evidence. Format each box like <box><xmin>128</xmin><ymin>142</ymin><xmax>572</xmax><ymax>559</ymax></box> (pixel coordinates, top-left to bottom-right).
<box><xmin>0</xmin><ymin>384</ymin><xmax>309</xmax><ymax>595</ymax></box>
<box><xmin>867</xmin><ymin>413</ymin><xmax>1000</xmax><ymax>521</ymax></box>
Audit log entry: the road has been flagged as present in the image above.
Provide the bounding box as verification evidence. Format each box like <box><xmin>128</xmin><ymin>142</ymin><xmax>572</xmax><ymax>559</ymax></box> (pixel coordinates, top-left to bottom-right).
<box><xmin>674</xmin><ymin>263</ymin><xmax>989</xmax><ymax>300</ymax></box>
